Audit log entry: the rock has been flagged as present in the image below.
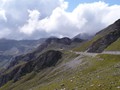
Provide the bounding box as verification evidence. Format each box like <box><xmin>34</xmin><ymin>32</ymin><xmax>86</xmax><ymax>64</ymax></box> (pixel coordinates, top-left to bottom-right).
<box><xmin>0</xmin><ymin>50</ymin><xmax>62</xmax><ymax>87</ymax></box>
<box><xmin>98</xmin><ymin>84</ymin><xmax>102</xmax><ymax>87</ymax></box>
<box><xmin>88</xmin><ymin>29</ymin><xmax>120</xmax><ymax>53</ymax></box>
<box><xmin>117</xmin><ymin>86</ymin><xmax>120</xmax><ymax>89</ymax></box>
<box><xmin>70</xmin><ymin>80</ymin><xmax>73</xmax><ymax>82</ymax></box>
<box><xmin>88</xmin><ymin>19</ymin><xmax>120</xmax><ymax>53</ymax></box>
<box><xmin>90</xmin><ymin>84</ymin><xmax>94</xmax><ymax>87</ymax></box>
<box><xmin>45</xmin><ymin>37</ymin><xmax>72</xmax><ymax>45</ymax></box>
<box><xmin>60</xmin><ymin>84</ymin><xmax>65</xmax><ymax>87</ymax></box>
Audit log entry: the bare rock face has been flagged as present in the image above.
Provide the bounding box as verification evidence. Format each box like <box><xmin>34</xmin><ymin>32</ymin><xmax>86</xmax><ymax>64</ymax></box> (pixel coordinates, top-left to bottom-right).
<box><xmin>0</xmin><ymin>50</ymin><xmax>62</xmax><ymax>87</ymax></box>
<box><xmin>45</xmin><ymin>37</ymin><xmax>72</xmax><ymax>45</ymax></box>
<box><xmin>88</xmin><ymin>19</ymin><xmax>120</xmax><ymax>53</ymax></box>
<box><xmin>72</xmin><ymin>38</ymin><xmax>84</xmax><ymax>43</ymax></box>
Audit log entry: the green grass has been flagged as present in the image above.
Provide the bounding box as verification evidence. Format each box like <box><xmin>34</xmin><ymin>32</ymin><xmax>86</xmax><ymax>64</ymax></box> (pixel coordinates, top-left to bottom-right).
<box><xmin>0</xmin><ymin>54</ymin><xmax>120</xmax><ymax>90</ymax></box>
<box><xmin>3</xmin><ymin>61</ymin><xmax>26</xmax><ymax>75</ymax></box>
<box><xmin>105</xmin><ymin>38</ymin><xmax>120</xmax><ymax>51</ymax></box>
<box><xmin>73</xmin><ymin>27</ymin><xmax>119</xmax><ymax>52</ymax></box>
<box><xmin>34</xmin><ymin>54</ymin><xmax>120</xmax><ymax>90</ymax></box>
<box><xmin>73</xmin><ymin>35</ymin><xmax>100</xmax><ymax>51</ymax></box>
<box><xmin>0</xmin><ymin>51</ymin><xmax>79</xmax><ymax>90</ymax></box>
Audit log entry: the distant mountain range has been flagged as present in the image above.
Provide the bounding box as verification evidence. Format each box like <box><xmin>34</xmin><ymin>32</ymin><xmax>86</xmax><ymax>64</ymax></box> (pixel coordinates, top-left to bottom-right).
<box><xmin>0</xmin><ymin>36</ymin><xmax>84</xmax><ymax>69</ymax></box>
<box><xmin>73</xmin><ymin>33</ymin><xmax>93</xmax><ymax>40</ymax></box>
<box><xmin>0</xmin><ymin>38</ymin><xmax>46</xmax><ymax>55</ymax></box>
<box><xmin>0</xmin><ymin>38</ymin><xmax>45</xmax><ymax>68</ymax></box>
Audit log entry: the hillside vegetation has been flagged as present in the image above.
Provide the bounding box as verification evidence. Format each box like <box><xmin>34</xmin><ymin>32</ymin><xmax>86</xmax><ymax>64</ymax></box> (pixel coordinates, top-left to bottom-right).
<box><xmin>0</xmin><ymin>52</ymin><xmax>120</xmax><ymax>90</ymax></box>
<box><xmin>105</xmin><ymin>38</ymin><xmax>120</xmax><ymax>51</ymax></box>
<box><xmin>73</xmin><ymin>19</ymin><xmax>120</xmax><ymax>52</ymax></box>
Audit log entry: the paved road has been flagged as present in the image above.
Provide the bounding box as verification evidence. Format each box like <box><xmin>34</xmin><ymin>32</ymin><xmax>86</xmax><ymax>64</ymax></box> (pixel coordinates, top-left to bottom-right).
<box><xmin>75</xmin><ymin>52</ymin><xmax>98</xmax><ymax>57</ymax></box>
<box><xmin>102</xmin><ymin>51</ymin><xmax>120</xmax><ymax>55</ymax></box>
<box><xmin>69</xmin><ymin>50</ymin><xmax>120</xmax><ymax>56</ymax></box>
<box><xmin>69</xmin><ymin>50</ymin><xmax>98</xmax><ymax>57</ymax></box>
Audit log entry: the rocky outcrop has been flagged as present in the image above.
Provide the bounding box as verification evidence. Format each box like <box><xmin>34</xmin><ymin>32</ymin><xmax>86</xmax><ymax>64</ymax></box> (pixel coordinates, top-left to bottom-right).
<box><xmin>88</xmin><ymin>19</ymin><xmax>120</xmax><ymax>53</ymax></box>
<box><xmin>0</xmin><ymin>50</ymin><xmax>62</xmax><ymax>87</ymax></box>
<box><xmin>0</xmin><ymin>65</ymin><xmax>21</xmax><ymax>86</ymax></box>
<box><xmin>45</xmin><ymin>37</ymin><xmax>84</xmax><ymax>45</ymax></box>
<box><xmin>72</xmin><ymin>38</ymin><xmax>84</xmax><ymax>43</ymax></box>
<box><xmin>45</xmin><ymin>37</ymin><xmax>72</xmax><ymax>45</ymax></box>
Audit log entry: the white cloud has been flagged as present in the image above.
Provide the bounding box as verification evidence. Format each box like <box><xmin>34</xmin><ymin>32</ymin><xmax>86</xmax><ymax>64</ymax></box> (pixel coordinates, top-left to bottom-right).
<box><xmin>20</xmin><ymin>10</ymin><xmax>40</xmax><ymax>35</ymax></box>
<box><xmin>0</xmin><ymin>28</ymin><xmax>11</xmax><ymax>38</ymax></box>
<box><xmin>19</xmin><ymin>1</ymin><xmax>120</xmax><ymax>38</ymax></box>
<box><xmin>0</xmin><ymin>0</ymin><xmax>120</xmax><ymax>39</ymax></box>
<box><xmin>0</xmin><ymin>9</ymin><xmax>7</xmax><ymax>21</ymax></box>
<box><xmin>102</xmin><ymin>5</ymin><xmax>120</xmax><ymax>25</ymax></box>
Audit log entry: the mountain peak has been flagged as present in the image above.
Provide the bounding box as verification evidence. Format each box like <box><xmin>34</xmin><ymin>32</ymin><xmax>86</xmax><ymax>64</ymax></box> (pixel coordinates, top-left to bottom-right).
<box><xmin>73</xmin><ymin>33</ymin><xmax>93</xmax><ymax>40</ymax></box>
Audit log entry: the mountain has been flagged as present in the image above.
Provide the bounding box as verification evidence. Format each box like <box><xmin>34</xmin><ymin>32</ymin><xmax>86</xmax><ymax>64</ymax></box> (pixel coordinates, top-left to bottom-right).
<box><xmin>87</xmin><ymin>19</ymin><xmax>120</xmax><ymax>53</ymax></box>
<box><xmin>0</xmin><ymin>36</ymin><xmax>83</xmax><ymax>70</ymax></box>
<box><xmin>0</xmin><ymin>50</ymin><xmax>62</xmax><ymax>87</ymax></box>
<box><xmin>0</xmin><ymin>46</ymin><xmax>120</xmax><ymax>90</ymax></box>
<box><xmin>0</xmin><ymin>37</ymin><xmax>83</xmax><ymax>87</ymax></box>
<box><xmin>73</xmin><ymin>33</ymin><xmax>93</xmax><ymax>40</ymax></box>
<box><xmin>0</xmin><ymin>38</ymin><xmax>45</xmax><ymax>55</ymax></box>
<box><xmin>0</xmin><ymin>19</ymin><xmax>120</xmax><ymax>90</ymax></box>
<box><xmin>33</xmin><ymin>37</ymin><xmax>84</xmax><ymax>54</ymax></box>
<box><xmin>0</xmin><ymin>38</ymin><xmax>45</xmax><ymax>69</ymax></box>
<box><xmin>105</xmin><ymin>38</ymin><xmax>120</xmax><ymax>51</ymax></box>
<box><xmin>45</xmin><ymin>37</ymin><xmax>72</xmax><ymax>45</ymax></box>
<box><xmin>74</xmin><ymin>19</ymin><xmax>120</xmax><ymax>52</ymax></box>
<box><xmin>8</xmin><ymin>37</ymin><xmax>83</xmax><ymax>68</ymax></box>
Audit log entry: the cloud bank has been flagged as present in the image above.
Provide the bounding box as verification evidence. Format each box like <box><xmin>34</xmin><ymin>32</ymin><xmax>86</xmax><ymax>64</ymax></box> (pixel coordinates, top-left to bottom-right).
<box><xmin>0</xmin><ymin>0</ymin><xmax>120</xmax><ymax>39</ymax></box>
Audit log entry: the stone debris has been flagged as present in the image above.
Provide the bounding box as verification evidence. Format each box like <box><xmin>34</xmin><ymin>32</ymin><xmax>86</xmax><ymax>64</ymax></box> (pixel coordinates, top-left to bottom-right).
<box><xmin>90</xmin><ymin>84</ymin><xmax>94</xmax><ymax>87</ymax></box>
<box><xmin>117</xmin><ymin>86</ymin><xmax>120</xmax><ymax>89</ymax></box>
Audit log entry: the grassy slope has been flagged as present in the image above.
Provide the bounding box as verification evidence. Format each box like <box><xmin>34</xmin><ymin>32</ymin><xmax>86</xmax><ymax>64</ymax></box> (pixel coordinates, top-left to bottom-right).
<box><xmin>73</xmin><ymin>35</ymin><xmax>100</xmax><ymax>51</ymax></box>
<box><xmin>0</xmin><ymin>50</ymin><xmax>79</xmax><ymax>90</ymax></box>
<box><xmin>73</xmin><ymin>23</ymin><xmax>119</xmax><ymax>52</ymax></box>
<box><xmin>105</xmin><ymin>38</ymin><xmax>120</xmax><ymax>51</ymax></box>
<box><xmin>34</xmin><ymin>54</ymin><xmax>120</xmax><ymax>90</ymax></box>
<box><xmin>0</xmin><ymin>53</ymin><xmax>120</xmax><ymax>90</ymax></box>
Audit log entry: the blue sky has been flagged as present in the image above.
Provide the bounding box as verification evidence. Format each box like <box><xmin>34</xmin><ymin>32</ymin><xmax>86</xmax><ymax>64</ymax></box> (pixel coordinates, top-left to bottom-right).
<box><xmin>66</xmin><ymin>0</ymin><xmax>120</xmax><ymax>11</ymax></box>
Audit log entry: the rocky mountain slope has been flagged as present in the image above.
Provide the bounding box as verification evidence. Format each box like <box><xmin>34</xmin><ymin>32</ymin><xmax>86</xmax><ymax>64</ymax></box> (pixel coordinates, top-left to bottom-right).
<box><xmin>74</xmin><ymin>19</ymin><xmax>120</xmax><ymax>53</ymax></box>
<box><xmin>0</xmin><ymin>38</ymin><xmax>45</xmax><ymax>55</ymax></box>
<box><xmin>0</xmin><ymin>36</ymin><xmax>83</xmax><ymax>88</ymax></box>
<box><xmin>0</xmin><ymin>50</ymin><xmax>62</xmax><ymax>87</ymax></box>
<box><xmin>0</xmin><ymin>36</ymin><xmax>83</xmax><ymax>70</ymax></box>
<box><xmin>87</xmin><ymin>19</ymin><xmax>120</xmax><ymax>53</ymax></box>
<box><xmin>0</xmin><ymin>50</ymin><xmax>120</xmax><ymax>90</ymax></box>
<box><xmin>105</xmin><ymin>38</ymin><xmax>120</xmax><ymax>51</ymax></box>
<box><xmin>0</xmin><ymin>38</ymin><xmax>45</xmax><ymax>69</ymax></box>
<box><xmin>8</xmin><ymin>37</ymin><xmax>83</xmax><ymax>69</ymax></box>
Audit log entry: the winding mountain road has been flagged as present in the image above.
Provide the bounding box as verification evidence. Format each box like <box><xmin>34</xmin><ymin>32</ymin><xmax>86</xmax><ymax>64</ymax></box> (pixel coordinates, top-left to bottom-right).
<box><xmin>69</xmin><ymin>50</ymin><xmax>120</xmax><ymax>57</ymax></box>
<box><xmin>102</xmin><ymin>51</ymin><xmax>120</xmax><ymax>55</ymax></box>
